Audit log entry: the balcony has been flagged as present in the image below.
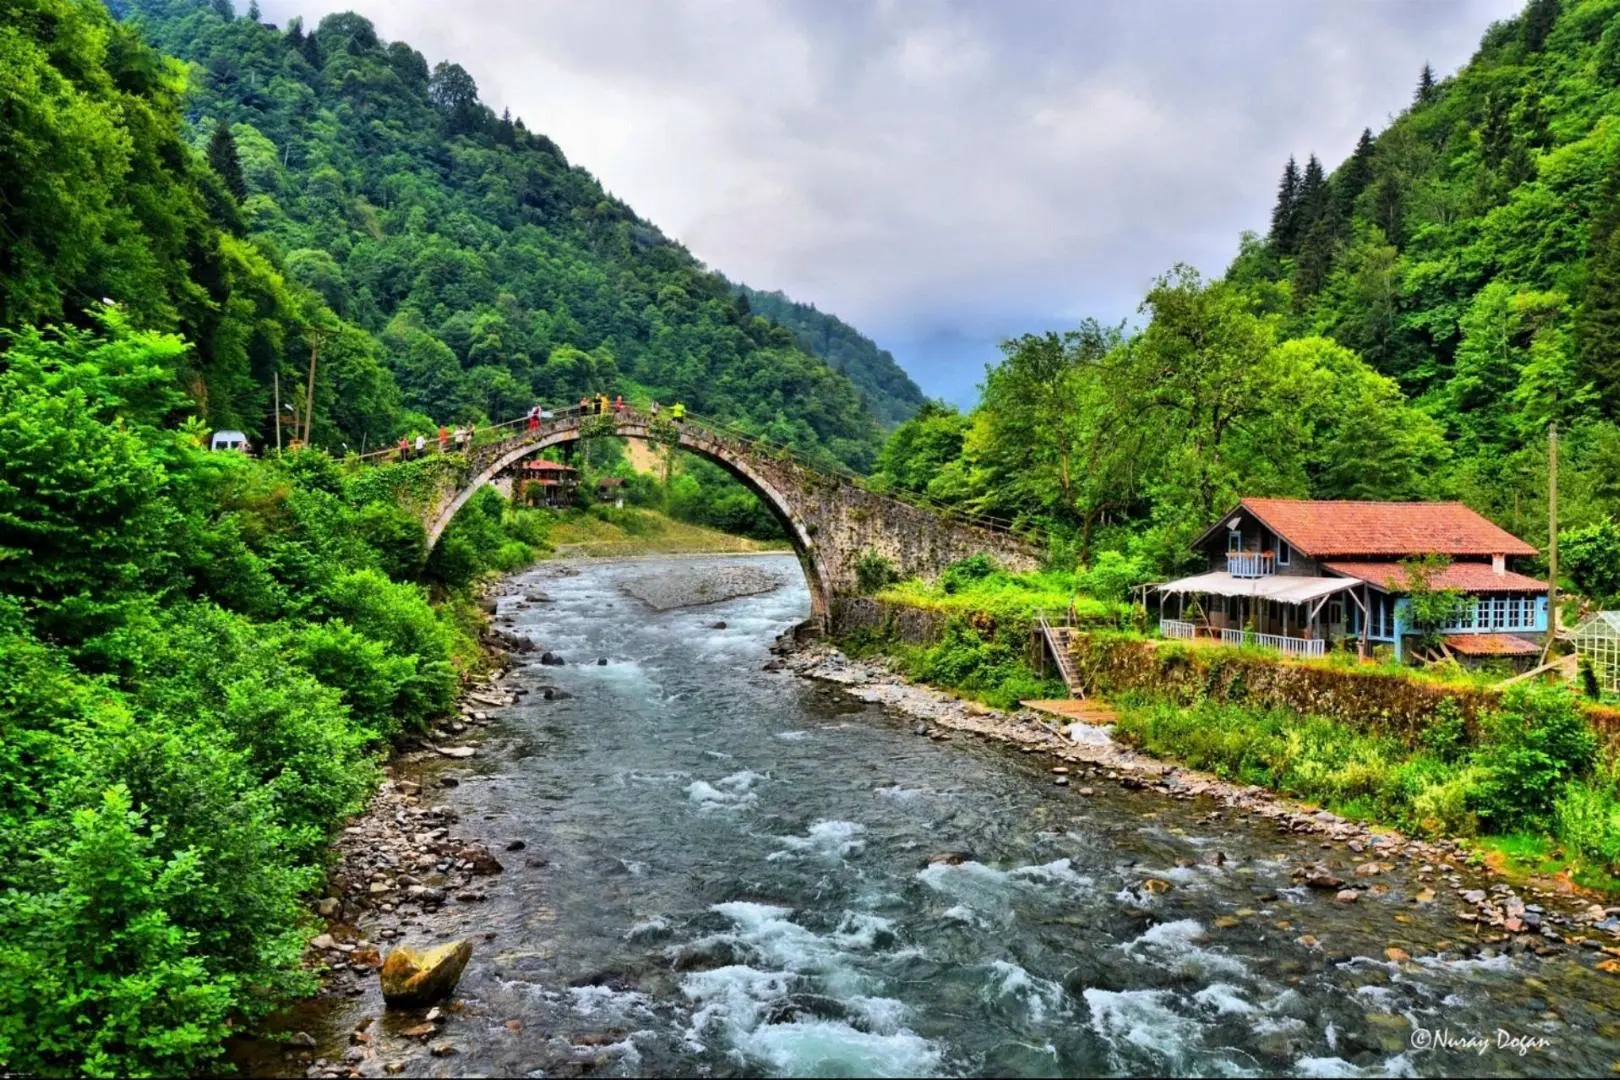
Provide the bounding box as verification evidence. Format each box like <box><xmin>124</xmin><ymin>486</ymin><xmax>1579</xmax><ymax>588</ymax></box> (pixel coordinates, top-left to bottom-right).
<box><xmin>1227</xmin><ymin>552</ymin><xmax>1275</xmax><ymax>578</ymax></box>
<box><xmin>1219</xmin><ymin>627</ymin><xmax>1325</xmax><ymax>658</ymax></box>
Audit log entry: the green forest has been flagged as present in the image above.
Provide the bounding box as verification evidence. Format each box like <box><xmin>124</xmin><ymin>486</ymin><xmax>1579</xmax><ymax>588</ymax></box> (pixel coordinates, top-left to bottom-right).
<box><xmin>12</xmin><ymin>0</ymin><xmax>1620</xmax><ymax>1072</ymax></box>
<box><xmin>873</xmin><ymin>0</ymin><xmax>1620</xmax><ymax>603</ymax></box>
<box><xmin>0</xmin><ymin>0</ymin><xmax>907</xmax><ymax>1073</ymax></box>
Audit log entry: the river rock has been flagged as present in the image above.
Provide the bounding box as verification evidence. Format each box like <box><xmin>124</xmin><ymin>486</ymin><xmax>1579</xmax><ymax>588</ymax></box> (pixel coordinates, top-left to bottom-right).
<box><xmin>924</xmin><ymin>850</ymin><xmax>973</xmax><ymax>867</ymax></box>
<box><xmin>524</xmin><ymin>592</ymin><xmax>552</xmax><ymax>603</ymax></box>
<box><xmin>710</xmin><ymin>621</ymin><xmax>728</xmax><ymax>630</ymax></box>
<box><xmin>505</xmin><ymin>839</ymin><xmax>527</xmax><ymax>851</ymax></box>
<box><xmin>436</xmin><ymin>745</ymin><xmax>476</xmax><ymax>759</ymax></box>
<box><xmin>379</xmin><ymin>941</ymin><xmax>473</xmax><ymax>1007</ymax></box>
<box><xmin>1142</xmin><ymin>878</ymin><xmax>1172</xmax><ymax>894</ymax></box>
<box><xmin>458</xmin><ymin>844</ymin><xmax>505</xmax><ymax>875</ymax></box>
<box><xmin>540</xmin><ymin>652</ymin><xmax>565</xmax><ymax>666</ymax></box>
<box><xmin>542</xmin><ymin>687</ymin><xmax>573</xmax><ymax>700</ymax></box>
<box><xmin>597</xmin><ymin>657</ymin><xmax>608</xmax><ymax>665</ymax></box>
<box><xmin>311</xmin><ymin>933</ymin><xmax>337</xmax><ymax>951</ymax></box>
<box><xmin>1334</xmin><ymin>889</ymin><xmax>1361</xmax><ymax>903</ymax></box>
<box><xmin>289</xmin><ymin>1031</ymin><xmax>317</xmax><ymax>1049</ymax></box>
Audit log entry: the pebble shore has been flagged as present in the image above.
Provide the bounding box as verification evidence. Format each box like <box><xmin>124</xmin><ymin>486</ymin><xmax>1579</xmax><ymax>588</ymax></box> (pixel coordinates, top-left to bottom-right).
<box><xmin>776</xmin><ymin>639</ymin><xmax>1620</xmax><ymax>960</ymax></box>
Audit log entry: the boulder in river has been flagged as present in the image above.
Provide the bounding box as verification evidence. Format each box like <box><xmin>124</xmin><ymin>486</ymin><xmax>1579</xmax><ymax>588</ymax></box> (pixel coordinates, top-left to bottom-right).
<box><xmin>524</xmin><ymin>592</ymin><xmax>553</xmax><ymax>603</ymax></box>
<box><xmin>540</xmin><ymin>651</ymin><xmax>565</xmax><ymax>666</ymax></box>
<box><xmin>458</xmin><ymin>844</ymin><xmax>505</xmax><ymax>875</ymax></box>
<box><xmin>924</xmin><ymin>850</ymin><xmax>974</xmax><ymax>867</ymax></box>
<box><xmin>379</xmin><ymin>940</ymin><xmax>473</xmax><ymax>1007</ymax></box>
<box><xmin>710</xmin><ymin>621</ymin><xmax>728</xmax><ymax>630</ymax></box>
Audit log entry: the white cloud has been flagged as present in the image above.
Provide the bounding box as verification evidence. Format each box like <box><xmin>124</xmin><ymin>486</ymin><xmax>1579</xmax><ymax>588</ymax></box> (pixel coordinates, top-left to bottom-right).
<box><xmin>259</xmin><ymin>0</ymin><xmax>1524</xmax><ymax>403</ymax></box>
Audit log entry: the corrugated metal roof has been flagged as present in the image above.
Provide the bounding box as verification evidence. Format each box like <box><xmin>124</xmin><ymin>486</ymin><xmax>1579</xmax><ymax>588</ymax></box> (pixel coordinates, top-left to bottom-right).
<box><xmin>1157</xmin><ymin>572</ymin><xmax>1360</xmax><ymax>604</ymax></box>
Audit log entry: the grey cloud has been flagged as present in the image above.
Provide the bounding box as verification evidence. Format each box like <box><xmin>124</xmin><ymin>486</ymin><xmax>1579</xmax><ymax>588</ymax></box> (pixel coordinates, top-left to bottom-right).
<box><xmin>262</xmin><ymin>0</ymin><xmax>1523</xmax><ymax>405</ymax></box>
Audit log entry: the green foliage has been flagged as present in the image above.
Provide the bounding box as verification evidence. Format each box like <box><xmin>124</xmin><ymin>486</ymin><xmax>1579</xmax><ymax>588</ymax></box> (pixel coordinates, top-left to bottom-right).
<box><xmin>1112</xmin><ymin>680</ymin><xmax>1610</xmax><ymax>863</ymax></box>
<box><xmin>1400</xmin><ymin>555</ymin><xmax>1475</xmax><ymax>650</ymax></box>
<box><xmin>1473</xmin><ymin>685</ymin><xmax>1598</xmax><ymax>828</ymax></box>
<box><xmin>729</xmin><ymin>283</ymin><xmax>927</xmax><ymax>429</ymax></box>
<box><xmin>854</xmin><ymin>551</ymin><xmax>900</xmax><ymax>595</ymax></box>
<box><xmin>940</xmin><ymin>554</ymin><xmax>998</xmax><ymax>595</ymax></box>
<box><xmin>97</xmin><ymin>0</ymin><xmax>891</xmax><ymax>466</ymax></box>
<box><xmin>872</xmin><ymin>0</ymin><xmax>1620</xmax><ymax>572</ymax></box>
<box><xmin>1077</xmin><ymin>550</ymin><xmax>1151</xmax><ymax>604</ymax></box>
<box><xmin>901</xmin><ymin>619</ymin><xmax>1066</xmax><ymax>710</ymax></box>
<box><xmin>0</xmin><ymin>317</ymin><xmax>553</xmax><ymax>1074</ymax></box>
<box><xmin>1560</xmin><ymin>517</ymin><xmax>1620</xmax><ymax>602</ymax></box>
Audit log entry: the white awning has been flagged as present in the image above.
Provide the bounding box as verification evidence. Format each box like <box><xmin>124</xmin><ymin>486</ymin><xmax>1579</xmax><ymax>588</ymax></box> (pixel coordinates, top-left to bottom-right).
<box><xmin>1156</xmin><ymin>572</ymin><xmax>1360</xmax><ymax>605</ymax></box>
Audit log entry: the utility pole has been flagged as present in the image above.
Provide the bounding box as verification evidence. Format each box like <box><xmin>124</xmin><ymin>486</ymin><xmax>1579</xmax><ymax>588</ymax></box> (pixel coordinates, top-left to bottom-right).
<box><xmin>302</xmin><ymin>326</ymin><xmax>328</xmax><ymax>447</ymax></box>
<box><xmin>1544</xmin><ymin>420</ymin><xmax>1559</xmax><ymax>664</ymax></box>
<box><xmin>273</xmin><ymin>371</ymin><xmax>282</xmax><ymax>453</ymax></box>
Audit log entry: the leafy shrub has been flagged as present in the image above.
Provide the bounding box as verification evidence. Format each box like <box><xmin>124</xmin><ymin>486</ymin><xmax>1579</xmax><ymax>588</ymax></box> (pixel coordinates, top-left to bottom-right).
<box><xmin>1472</xmin><ymin>686</ymin><xmax>1598</xmax><ymax>829</ymax></box>
<box><xmin>854</xmin><ymin>551</ymin><xmax>899</xmax><ymax>594</ymax></box>
<box><xmin>940</xmin><ymin>553</ymin><xmax>998</xmax><ymax>594</ymax></box>
<box><xmin>1555</xmin><ymin>781</ymin><xmax>1620</xmax><ymax>873</ymax></box>
<box><xmin>0</xmin><ymin>788</ymin><xmax>237</xmax><ymax>1078</ymax></box>
<box><xmin>1077</xmin><ymin>550</ymin><xmax>1149</xmax><ymax>604</ymax></box>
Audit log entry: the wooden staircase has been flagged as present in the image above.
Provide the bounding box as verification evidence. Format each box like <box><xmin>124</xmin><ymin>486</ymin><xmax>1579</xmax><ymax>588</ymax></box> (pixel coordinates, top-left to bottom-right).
<box><xmin>1036</xmin><ymin>613</ymin><xmax>1085</xmax><ymax>699</ymax></box>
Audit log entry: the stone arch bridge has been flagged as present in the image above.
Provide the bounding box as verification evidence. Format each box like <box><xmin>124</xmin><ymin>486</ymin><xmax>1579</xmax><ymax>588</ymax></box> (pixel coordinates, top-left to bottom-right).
<box><xmin>403</xmin><ymin>409</ymin><xmax>1039</xmax><ymax>627</ymax></box>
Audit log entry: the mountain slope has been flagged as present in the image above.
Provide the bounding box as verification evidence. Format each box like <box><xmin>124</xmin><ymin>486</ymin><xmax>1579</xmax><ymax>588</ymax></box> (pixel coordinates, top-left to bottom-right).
<box><xmin>103</xmin><ymin>0</ymin><xmax>883</xmax><ymax>468</ymax></box>
<box><xmin>729</xmin><ymin>281</ymin><xmax>928</xmax><ymax>428</ymax></box>
<box><xmin>1235</xmin><ymin>0</ymin><xmax>1620</xmax><ymax>534</ymax></box>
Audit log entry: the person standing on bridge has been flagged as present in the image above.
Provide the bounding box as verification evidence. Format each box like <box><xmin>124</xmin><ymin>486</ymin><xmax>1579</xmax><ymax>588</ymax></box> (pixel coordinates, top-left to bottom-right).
<box><xmin>671</xmin><ymin>401</ymin><xmax>685</xmax><ymax>424</ymax></box>
<box><xmin>438</xmin><ymin>424</ymin><xmax>449</xmax><ymax>453</ymax></box>
<box><xmin>613</xmin><ymin>394</ymin><xmax>626</xmax><ymax>417</ymax></box>
<box><xmin>467</xmin><ymin>421</ymin><xmax>477</xmax><ymax>445</ymax></box>
<box><xmin>415</xmin><ymin>433</ymin><xmax>426</xmax><ymax>456</ymax></box>
<box><xmin>527</xmin><ymin>406</ymin><xmax>541</xmax><ymax>433</ymax></box>
<box><xmin>650</xmin><ymin>400</ymin><xmax>661</xmax><ymax>418</ymax></box>
<box><xmin>397</xmin><ymin>434</ymin><xmax>410</xmax><ymax>461</ymax></box>
<box><xmin>597</xmin><ymin>393</ymin><xmax>609</xmax><ymax>416</ymax></box>
<box><xmin>454</xmin><ymin>425</ymin><xmax>467</xmax><ymax>449</ymax></box>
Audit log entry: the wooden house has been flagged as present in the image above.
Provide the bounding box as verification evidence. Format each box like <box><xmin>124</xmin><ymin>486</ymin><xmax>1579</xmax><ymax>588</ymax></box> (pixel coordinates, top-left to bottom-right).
<box><xmin>1156</xmin><ymin>498</ymin><xmax>1547</xmax><ymax>663</ymax></box>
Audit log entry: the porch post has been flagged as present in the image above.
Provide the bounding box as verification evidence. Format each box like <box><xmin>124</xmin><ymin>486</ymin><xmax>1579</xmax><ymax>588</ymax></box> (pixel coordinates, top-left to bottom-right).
<box><xmin>1360</xmin><ymin>585</ymin><xmax>1370</xmax><ymax>660</ymax></box>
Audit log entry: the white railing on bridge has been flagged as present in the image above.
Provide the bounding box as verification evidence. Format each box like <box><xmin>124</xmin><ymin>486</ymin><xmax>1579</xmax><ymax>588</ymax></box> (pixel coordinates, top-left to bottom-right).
<box><xmin>1159</xmin><ymin>619</ymin><xmax>1198</xmax><ymax>641</ymax></box>
<box><xmin>1226</xmin><ymin>552</ymin><xmax>1275</xmax><ymax>578</ymax></box>
<box><xmin>1219</xmin><ymin>627</ymin><xmax>1325</xmax><ymax>658</ymax></box>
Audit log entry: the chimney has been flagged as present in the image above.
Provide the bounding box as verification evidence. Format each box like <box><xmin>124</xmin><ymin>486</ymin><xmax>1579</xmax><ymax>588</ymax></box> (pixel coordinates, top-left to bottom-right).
<box><xmin>1491</xmin><ymin>553</ymin><xmax>1505</xmax><ymax>575</ymax></box>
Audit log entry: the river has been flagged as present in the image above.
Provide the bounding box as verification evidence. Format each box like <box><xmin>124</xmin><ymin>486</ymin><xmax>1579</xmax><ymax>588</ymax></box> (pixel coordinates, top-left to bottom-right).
<box><xmin>261</xmin><ymin>553</ymin><xmax>1620</xmax><ymax>1078</ymax></box>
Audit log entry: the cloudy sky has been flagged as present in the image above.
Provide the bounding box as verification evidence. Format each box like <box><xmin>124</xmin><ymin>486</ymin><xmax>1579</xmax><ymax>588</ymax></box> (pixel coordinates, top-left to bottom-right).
<box><xmin>265</xmin><ymin>0</ymin><xmax>1523</xmax><ymax>406</ymax></box>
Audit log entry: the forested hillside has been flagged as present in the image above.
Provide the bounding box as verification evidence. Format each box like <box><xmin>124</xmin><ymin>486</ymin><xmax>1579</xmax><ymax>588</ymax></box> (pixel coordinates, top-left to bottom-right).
<box><xmin>12</xmin><ymin>0</ymin><xmax>891</xmax><ymax>468</ymax></box>
<box><xmin>729</xmin><ymin>281</ymin><xmax>928</xmax><ymax>428</ymax></box>
<box><xmin>875</xmin><ymin>0</ymin><xmax>1620</xmax><ymax>599</ymax></box>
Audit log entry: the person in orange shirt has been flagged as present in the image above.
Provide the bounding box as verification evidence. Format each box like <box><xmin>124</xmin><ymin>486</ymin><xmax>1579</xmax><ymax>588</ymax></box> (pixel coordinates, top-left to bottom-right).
<box><xmin>438</xmin><ymin>425</ymin><xmax>449</xmax><ymax>452</ymax></box>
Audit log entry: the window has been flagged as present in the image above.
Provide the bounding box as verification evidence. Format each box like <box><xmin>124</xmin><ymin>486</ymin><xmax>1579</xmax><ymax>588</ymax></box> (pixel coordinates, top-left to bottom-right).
<box><xmin>1228</xmin><ymin>529</ymin><xmax>1242</xmax><ymax>553</ymax></box>
<box><xmin>1277</xmin><ymin>539</ymin><xmax>1291</xmax><ymax>566</ymax></box>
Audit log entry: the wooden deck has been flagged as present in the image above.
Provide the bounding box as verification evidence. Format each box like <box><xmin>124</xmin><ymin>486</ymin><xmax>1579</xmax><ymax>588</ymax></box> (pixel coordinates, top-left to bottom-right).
<box><xmin>1020</xmin><ymin>699</ymin><xmax>1119</xmax><ymax>725</ymax></box>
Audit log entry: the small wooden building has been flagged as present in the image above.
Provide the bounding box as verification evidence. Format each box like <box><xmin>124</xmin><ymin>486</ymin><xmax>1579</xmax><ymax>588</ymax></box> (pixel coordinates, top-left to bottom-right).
<box><xmin>596</xmin><ymin>476</ymin><xmax>626</xmax><ymax>505</ymax></box>
<box><xmin>1157</xmin><ymin>498</ymin><xmax>1547</xmax><ymax>663</ymax></box>
<box><xmin>517</xmin><ymin>459</ymin><xmax>577</xmax><ymax>508</ymax></box>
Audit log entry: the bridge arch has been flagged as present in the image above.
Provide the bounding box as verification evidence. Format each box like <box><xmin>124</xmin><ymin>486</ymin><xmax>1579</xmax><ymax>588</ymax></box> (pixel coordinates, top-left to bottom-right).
<box><xmin>426</xmin><ymin>418</ymin><xmax>836</xmax><ymax>622</ymax></box>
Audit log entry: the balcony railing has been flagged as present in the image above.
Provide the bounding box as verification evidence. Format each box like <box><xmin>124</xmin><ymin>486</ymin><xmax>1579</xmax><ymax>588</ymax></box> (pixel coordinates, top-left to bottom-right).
<box><xmin>1227</xmin><ymin>552</ymin><xmax>1275</xmax><ymax>578</ymax></box>
<box><xmin>1160</xmin><ymin>618</ymin><xmax>1198</xmax><ymax>641</ymax></box>
<box><xmin>1219</xmin><ymin>627</ymin><xmax>1325</xmax><ymax>658</ymax></box>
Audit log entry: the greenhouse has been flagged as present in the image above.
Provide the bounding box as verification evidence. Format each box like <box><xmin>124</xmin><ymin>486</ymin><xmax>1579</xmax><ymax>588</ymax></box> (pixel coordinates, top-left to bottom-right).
<box><xmin>1573</xmin><ymin>612</ymin><xmax>1620</xmax><ymax>696</ymax></box>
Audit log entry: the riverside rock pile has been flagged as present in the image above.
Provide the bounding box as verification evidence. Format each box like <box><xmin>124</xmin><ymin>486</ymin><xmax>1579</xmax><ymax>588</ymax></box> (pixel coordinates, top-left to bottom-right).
<box><xmin>288</xmin><ymin>667</ymin><xmax>524</xmax><ymax>1078</ymax></box>
<box><xmin>618</xmin><ymin>562</ymin><xmax>782</xmax><ymax>611</ymax></box>
<box><xmin>775</xmin><ymin>639</ymin><xmax>1620</xmax><ymax>960</ymax></box>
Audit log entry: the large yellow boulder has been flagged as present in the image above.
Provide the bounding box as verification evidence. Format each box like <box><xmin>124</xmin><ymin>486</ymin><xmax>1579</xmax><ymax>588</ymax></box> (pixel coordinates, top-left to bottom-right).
<box><xmin>379</xmin><ymin>940</ymin><xmax>472</xmax><ymax>1007</ymax></box>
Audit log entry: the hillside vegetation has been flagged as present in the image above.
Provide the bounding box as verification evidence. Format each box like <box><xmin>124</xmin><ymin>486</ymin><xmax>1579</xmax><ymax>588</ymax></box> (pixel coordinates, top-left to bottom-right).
<box><xmin>730</xmin><ymin>281</ymin><xmax>929</xmax><ymax>429</ymax></box>
<box><xmin>875</xmin><ymin>0</ymin><xmax>1620</xmax><ymax>603</ymax></box>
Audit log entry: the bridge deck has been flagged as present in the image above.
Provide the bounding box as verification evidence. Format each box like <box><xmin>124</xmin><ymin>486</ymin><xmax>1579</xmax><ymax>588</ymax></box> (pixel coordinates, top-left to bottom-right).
<box><xmin>1020</xmin><ymin>699</ymin><xmax>1119</xmax><ymax>726</ymax></box>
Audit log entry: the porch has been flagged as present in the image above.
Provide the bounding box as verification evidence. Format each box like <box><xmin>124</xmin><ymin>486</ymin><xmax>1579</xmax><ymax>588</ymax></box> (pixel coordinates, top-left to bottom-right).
<box><xmin>1156</xmin><ymin>571</ymin><xmax>1365</xmax><ymax>660</ymax></box>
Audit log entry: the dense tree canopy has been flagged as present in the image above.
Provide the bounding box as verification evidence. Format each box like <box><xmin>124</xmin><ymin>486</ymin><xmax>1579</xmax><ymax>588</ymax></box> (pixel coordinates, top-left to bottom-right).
<box><xmin>876</xmin><ymin>0</ymin><xmax>1620</xmax><ymax>580</ymax></box>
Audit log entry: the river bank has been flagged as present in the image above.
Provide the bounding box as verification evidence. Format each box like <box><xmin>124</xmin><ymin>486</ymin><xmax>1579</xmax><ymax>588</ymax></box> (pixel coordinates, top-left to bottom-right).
<box><xmin>250</xmin><ymin>554</ymin><xmax>1620</xmax><ymax>1078</ymax></box>
<box><xmin>777</xmin><ymin>640</ymin><xmax>1620</xmax><ymax>957</ymax></box>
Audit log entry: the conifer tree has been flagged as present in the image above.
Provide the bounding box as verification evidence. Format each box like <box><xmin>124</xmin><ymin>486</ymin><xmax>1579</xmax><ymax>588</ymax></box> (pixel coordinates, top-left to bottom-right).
<box><xmin>1522</xmin><ymin>0</ymin><xmax>1559</xmax><ymax>53</ymax></box>
<box><xmin>1416</xmin><ymin>63</ymin><xmax>1437</xmax><ymax>104</ymax></box>
<box><xmin>1269</xmin><ymin>157</ymin><xmax>1302</xmax><ymax>254</ymax></box>
<box><xmin>300</xmin><ymin>26</ymin><xmax>323</xmax><ymax>67</ymax></box>
<box><xmin>1334</xmin><ymin>128</ymin><xmax>1376</xmax><ymax>223</ymax></box>
<box><xmin>286</xmin><ymin>16</ymin><xmax>304</xmax><ymax>47</ymax></box>
<box><xmin>246</xmin><ymin>0</ymin><xmax>260</xmax><ymax>21</ymax></box>
<box><xmin>207</xmin><ymin>121</ymin><xmax>247</xmax><ymax>201</ymax></box>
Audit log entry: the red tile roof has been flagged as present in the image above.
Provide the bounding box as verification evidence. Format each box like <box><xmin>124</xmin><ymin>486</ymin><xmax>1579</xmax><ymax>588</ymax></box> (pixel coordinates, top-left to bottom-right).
<box><xmin>1443</xmin><ymin>633</ymin><xmax>1541</xmax><ymax>657</ymax></box>
<box><xmin>1324</xmin><ymin>561</ymin><xmax>1548</xmax><ymax>594</ymax></box>
<box><xmin>1236</xmin><ymin>499</ymin><xmax>1537</xmax><ymax>558</ymax></box>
